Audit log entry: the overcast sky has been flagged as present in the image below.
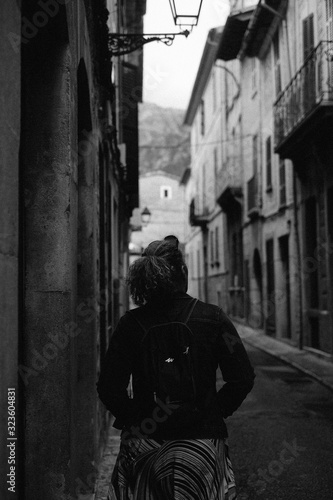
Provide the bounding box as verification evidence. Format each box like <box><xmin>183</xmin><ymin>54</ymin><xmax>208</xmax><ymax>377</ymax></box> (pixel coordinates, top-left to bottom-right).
<box><xmin>143</xmin><ymin>0</ymin><xmax>230</xmax><ymax>110</ymax></box>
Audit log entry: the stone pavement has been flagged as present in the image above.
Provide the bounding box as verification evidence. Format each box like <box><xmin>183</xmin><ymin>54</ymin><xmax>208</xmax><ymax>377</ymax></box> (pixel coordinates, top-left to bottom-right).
<box><xmin>95</xmin><ymin>423</ymin><xmax>121</xmax><ymax>500</ymax></box>
<box><xmin>94</xmin><ymin>321</ymin><xmax>333</xmax><ymax>499</ymax></box>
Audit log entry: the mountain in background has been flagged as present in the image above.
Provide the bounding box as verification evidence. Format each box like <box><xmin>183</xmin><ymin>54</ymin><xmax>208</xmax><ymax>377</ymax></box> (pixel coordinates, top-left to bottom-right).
<box><xmin>139</xmin><ymin>102</ymin><xmax>190</xmax><ymax>178</ymax></box>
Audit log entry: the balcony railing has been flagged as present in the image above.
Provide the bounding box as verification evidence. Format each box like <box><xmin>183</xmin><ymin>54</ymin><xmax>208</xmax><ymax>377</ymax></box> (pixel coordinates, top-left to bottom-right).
<box><xmin>247</xmin><ymin>175</ymin><xmax>260</xmax><ymax>218</ymax></box>
<box><xmin>189</xmin><ymin>198</ymin><xmax>209</xmax><ymax>227</ymax></box>
<box><xmin>274</xmin><ymin>41</ymin><xmax>333</xmax><ymax>153</ymax></box>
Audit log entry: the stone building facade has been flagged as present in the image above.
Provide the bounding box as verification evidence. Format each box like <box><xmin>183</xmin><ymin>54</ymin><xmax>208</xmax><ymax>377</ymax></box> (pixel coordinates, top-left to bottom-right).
<box><xmin>183</xmin><ymin>27</ymin><xmax>228</xmax><ymax>305</ymax></box>
<box><xmin>184</xmin><ymin>0</ymin><xmax>333</xmax><ymax>362</ymax></box>
<box><xmin>131</xmin><ymin>171</ymin><xmax>187</xmax><ymax>253</ymax></box>
<box><xmin>217</xmin><ymin>0</ymin><xmax>299</xmax><ymax>343</ymax></box>
<box><xmin>272</xmin><ymin>0</ymin><xmax>333</xmax><ymax>356</ymax></box>
<box><xmin>0</xmin><ymin>1</ymin><xmax>145</xmax><ymax>498</ymax></box>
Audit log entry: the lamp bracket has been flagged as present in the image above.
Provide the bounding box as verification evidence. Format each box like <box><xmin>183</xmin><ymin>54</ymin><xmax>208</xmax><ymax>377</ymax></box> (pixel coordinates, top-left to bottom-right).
<box><xmin>108</xmin><ymin>31</ymin><xmax>190</xmax><ymax>56</ymax></box>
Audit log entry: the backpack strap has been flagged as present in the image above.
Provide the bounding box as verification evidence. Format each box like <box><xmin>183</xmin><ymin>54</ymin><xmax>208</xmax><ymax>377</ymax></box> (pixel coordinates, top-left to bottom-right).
<box><xmin>129</xmin><ymin>312</ymin><xmax>148</xmax><ymax>335</ymax></box>
<box><xmin>183</xmin><ymin>298</ymin><xmax>198</xmax><ymax>325</ymax></box>
<box><xmin>129</xmin><ymin>298</ymin><xmax>198</xmax><ymax>336</ymax></box>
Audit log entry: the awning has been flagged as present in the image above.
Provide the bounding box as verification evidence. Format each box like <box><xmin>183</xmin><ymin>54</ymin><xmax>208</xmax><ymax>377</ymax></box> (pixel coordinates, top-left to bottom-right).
<box><xmin>239</xmin><ymin>0</ymin><xmax>288</xmax><ymax>59</ymax></box>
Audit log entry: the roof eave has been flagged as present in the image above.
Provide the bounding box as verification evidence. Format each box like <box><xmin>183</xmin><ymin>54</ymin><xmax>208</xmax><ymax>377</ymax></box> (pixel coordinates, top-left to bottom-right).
<box><xmin>184</xmin><ymin>27</ymin><xmax>224</xmax><ymax>125</ymax></box>
<box><xmin>216</xmin><ymin>7</ymin><xmax>254</xmax><ymax>61</ymax></box>
<box><xmin>239</xmin><ymin>0</ymin><xmax>288</xmax><ymax>60</ymax></box>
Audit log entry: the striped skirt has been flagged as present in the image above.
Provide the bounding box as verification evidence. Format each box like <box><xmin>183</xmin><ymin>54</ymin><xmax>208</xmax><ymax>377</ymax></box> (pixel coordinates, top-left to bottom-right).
<box><xmin>108</xmin><ymin>437</ymin><xmax>237</xmax><ymax>500</ymax></box>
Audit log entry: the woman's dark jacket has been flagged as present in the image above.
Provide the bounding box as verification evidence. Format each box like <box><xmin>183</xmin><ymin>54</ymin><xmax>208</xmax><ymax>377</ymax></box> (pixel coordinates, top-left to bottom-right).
<box><xmin>97</xmin><ymin>293</ymin><xmax>255</xmax><ymax>441</ymax></box>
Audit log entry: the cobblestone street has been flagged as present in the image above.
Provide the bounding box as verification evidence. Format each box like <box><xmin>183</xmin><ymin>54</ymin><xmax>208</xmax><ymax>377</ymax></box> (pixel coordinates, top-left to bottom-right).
<box><xmin>95</xmin><ymin>426</ymin><xmax>121</xmax><ymax>500</ymax></box>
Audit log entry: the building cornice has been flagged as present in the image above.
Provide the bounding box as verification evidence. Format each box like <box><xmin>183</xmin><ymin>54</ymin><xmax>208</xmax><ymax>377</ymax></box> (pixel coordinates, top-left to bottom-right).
<box><xmin>140</xmin><ymin>170</ymin><xmax>182</xmax><ymax>182</ymax></box>
<box><xmin>183</xmin><ymin>26</ymin><xmax>224</xmax><ymax>126</ymax></box>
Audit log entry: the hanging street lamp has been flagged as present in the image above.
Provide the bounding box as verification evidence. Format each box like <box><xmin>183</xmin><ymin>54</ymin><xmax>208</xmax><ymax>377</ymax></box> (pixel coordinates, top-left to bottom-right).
<box><xmin>168</xmin><ymin>0</ymin><xmax>203</xmax><ymax>28</ymax></box>
<box><xmin>141</xmin><ymin>207</ymin><xmax>152</xmax><ymax>226</ymax></box>
<box><xmin>108</xmin><ymin>0</ymin><xmax>204</xmax><ymax>56</ymax></box>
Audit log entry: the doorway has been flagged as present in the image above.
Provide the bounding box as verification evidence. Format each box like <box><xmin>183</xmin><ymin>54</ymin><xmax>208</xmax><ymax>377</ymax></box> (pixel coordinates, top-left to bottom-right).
<box><xmin>253</xmin><ymin>249</ymin><xmax>263</xmax><ymax>328</ymax></box>
<box><xmin>279</xmin><ymin>235</ymin><xmax>291</xmax><ymax>338</ymax></box>
<box><xmin>266</xmin><ymin>239</ymin><xmax>276</xmax><ymax>335</ymax></box>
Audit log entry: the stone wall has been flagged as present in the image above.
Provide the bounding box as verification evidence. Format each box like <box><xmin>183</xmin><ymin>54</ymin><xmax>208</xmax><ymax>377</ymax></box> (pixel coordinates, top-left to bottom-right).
<box><xmin>0</xmin><ymin>2</ymin><xmax>21</xmax><ymax>499</ymax></box>
<box><xmin>0</xmin><ymin>1</ymin><xmax>141</xmax><ymax>498</ymax></box>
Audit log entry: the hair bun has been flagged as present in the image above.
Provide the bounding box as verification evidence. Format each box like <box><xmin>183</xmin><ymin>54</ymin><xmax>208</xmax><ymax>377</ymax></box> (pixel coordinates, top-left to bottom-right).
<box><xmin>141</xmin><ymin>240</ymin><xmax>167</xmax><ymax>257</ymax></box>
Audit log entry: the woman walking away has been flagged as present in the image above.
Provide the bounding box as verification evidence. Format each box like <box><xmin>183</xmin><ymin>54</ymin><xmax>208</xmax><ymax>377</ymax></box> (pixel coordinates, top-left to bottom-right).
<box><xmin>97</xmin><ymin>237</ymin><xmax>255</xmax><ymax>499</ymax></box>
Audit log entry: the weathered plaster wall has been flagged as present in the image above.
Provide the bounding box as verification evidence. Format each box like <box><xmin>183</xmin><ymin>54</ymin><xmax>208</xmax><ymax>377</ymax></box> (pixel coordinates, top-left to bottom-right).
<box><xmin>21</xmin><ymin>16</ymin><xmax>74</xmax><ymax>497</ymax></box>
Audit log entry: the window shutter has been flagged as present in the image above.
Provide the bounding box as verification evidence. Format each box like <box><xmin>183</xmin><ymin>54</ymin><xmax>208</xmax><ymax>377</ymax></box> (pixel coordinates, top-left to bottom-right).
<box><xmin>215</xmin><ymin>226</ymin><xmax>219</xmax><ymax>261</ymax></box>
<box><xmin>273</xmin><ymin>32</ymin><xmax>281</xmax><ymax>95</ymax></box>
<box><xmin>279</xmin><ymin>158</ymin><xmax>286</xmax><ymax>206</ymax></box>
<box><xmin>253</xmin><ymin>134</ymin><xmax>258</xmax><ymax>176</ymax></box>
<box><xmin>303</xmin><ymin>14</ymin><xmax>314</xmax><ymax>61</ymax></box>
<box><xmin>266</xmin><ymin>136</ymin><xmax>272</xmax><ymax>188</ymax></box>
<box><xmin>200</xmin><ymin>99</ymin><xmax>205</xmax><ymax>135</ymax></box>
<box><xmin>210</xmin><ymin>231</ymin><xmax>214</xmax><ymax>263</ymax></box>
<box><xmin>326</xmin><ymin>0</ymin><xmax>333</xmax><ymax>40</ymax></box>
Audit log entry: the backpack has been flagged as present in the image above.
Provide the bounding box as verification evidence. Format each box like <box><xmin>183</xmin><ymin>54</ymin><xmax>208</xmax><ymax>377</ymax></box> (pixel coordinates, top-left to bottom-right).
<box><xmin>132</xmin><ymin>298</ymin><xmax>200</xmax><ymax>432</ymax></box>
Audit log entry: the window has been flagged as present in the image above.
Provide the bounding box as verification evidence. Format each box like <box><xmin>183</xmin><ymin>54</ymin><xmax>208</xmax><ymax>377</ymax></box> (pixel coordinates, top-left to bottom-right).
<box><xmin>302</xmin><ymin>14</ymin><xmax>315</xmax><ymax>107</ymax></box>
<box><xmin>200</xmin><ymin>99</ymin><xmax>205</xmax><ymax>136</ymax></box>
<box><xmin>326</xmin><ymin>1</ymin><xmax>333</xmax><ymax>97</ymax></box>
<box><xmin>213</xmin><ymin>148</ymin><xmax>218</xmax><ymax>199</ymax></box>
<box><xmin>202</xmin><ymin>164</ymin><xmax>207</xmax><ymax>213</ymax></box>
<box><xmin>210</xmin><ymin>231</ymin><xmax>214</xmax><ymax>263</ymax></box>
<box><xmin>212</xmin><ymin>70</ymin><xmax>216</xmax><ymax>109</ymax></box>
<box><xmin>230</xmin><ymin>228</ymin><xmax>243</xmax><ymax>289</ymax></box>
<box><xmin>303</xmin><ymin>14</ymin><xmax>314</xmax><ymax>62</ymax></box>
<box><xmin>279</xmin><ymin>158</ymin><xmax>286</xmax><ymax>206</ymax></box>
<box><xmin>251</xmin><ymin>58</ymin><xmax>257</xmax><ymax>94</ymax></box>
<box><xmin>266</xmin><ymin>136</ymin><xmax>272</xmax><ymax>189</ymax></box>
<box><xmin>231</xmin><ymin>127</ymin><xmax>236</xmax><ymax>170</ymax></box>
<box><xmin>253</xmin><ymin>134</ymin><xmax>258</xmax><ymax>177</ymax></box>
<box><xmin>266</xmin><ymin>238</ymin><xmax>276</xmax><ymax>334</ymax></box>
<box><xmin>214</xmin><ymin>148</ymin><xmax>218</xmax><ymax>182</ymax></box>
<box><xmin>305</xmin><ymin>197</ymin><xmax>318</xmax><ymax>309</ymax></box>
<box><xmin>190</xmin><ymin>251</ymin><xmax>194</xmax><ymax>276</ymax></box>
<box><xmin>326</xmin><ymin>0</ymin><xmax>333</xmax><ymax>40</ymax></box>
<box><xmin>160</xmin><ymin>185</ymin><xmax>172</xmax><ymax>199</ymax></box>
<box><xmin>197</xmin><ymin>249</ymin><xmax>201</xmax><ymax>278</ymax></box>
<box><xmin>215</xmin><ymin>226</ymin><xmax>219</xmax><ymax>262</ymax></box>
<box><xmin>273</xmin><ymin>31</ymin><xmax>281</xmax><ymax>95</ymax></box>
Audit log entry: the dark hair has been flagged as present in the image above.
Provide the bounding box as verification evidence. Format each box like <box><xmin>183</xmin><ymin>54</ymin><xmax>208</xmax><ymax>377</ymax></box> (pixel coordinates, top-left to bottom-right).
<box><xmin>127</xmin><ymin>238</ymin><xmax>186</xmax><ymax>306</ymax></box>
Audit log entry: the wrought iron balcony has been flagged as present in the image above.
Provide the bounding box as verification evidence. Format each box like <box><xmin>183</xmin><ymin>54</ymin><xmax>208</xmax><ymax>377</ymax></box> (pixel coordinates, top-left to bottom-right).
<box><xmin>247</xmin><ymin>175</ymin><xmax>260</xmax><ymax>219</ymax></box>
<box><xmin>215</xmin><ymin>161</ymin><xmax>243</xmax><ymax>213</ymax></box>
<box><xmin>274</xmin><ymin>41</ymin><xmax>333</xmax><ymax>158</ymax></box>
<box><xmin>189</xmin><ymin>198</ymin><xmax>209</xmax><ymax>227</ymax></box>
<box><xmin>217</xmin><ymin>186</ymin><xmax>242</xmax><ymax>213</ymax></box>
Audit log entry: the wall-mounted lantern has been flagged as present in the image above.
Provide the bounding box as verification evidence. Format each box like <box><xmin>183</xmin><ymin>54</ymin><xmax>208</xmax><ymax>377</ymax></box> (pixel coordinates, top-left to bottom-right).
<box><xmin>169</xmin><ymin>0</ymin><xmax>203</xmax><ymax>27</ymax></box>
<box><xmin>108</xmin><ymin>0</ymin><xmax>204</xmax><ymax>56</ymax></box>
<box><xmin>141</xmin><ymin>206</ymin><xmax>152</xmax><ymax>226</ymax></box>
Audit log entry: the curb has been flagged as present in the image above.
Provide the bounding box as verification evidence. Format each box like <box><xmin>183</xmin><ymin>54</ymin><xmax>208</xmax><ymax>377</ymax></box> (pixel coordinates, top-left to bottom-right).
<box><xmin>234</xmin><ymin>322</ymin><xmax>333</xmax><ymax>393</ymax></box>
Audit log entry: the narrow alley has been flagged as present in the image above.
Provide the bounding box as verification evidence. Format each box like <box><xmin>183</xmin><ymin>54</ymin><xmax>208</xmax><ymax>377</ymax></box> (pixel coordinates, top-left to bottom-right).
<box><xmin>95</xmin><ymin>334</ymin><xmax>333</xmax><ymax>500</ymax></box>
<box><xmin>2</xmin><ymin>1</ymin><xmax>333</xmax><ymax>499</ymax></box>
